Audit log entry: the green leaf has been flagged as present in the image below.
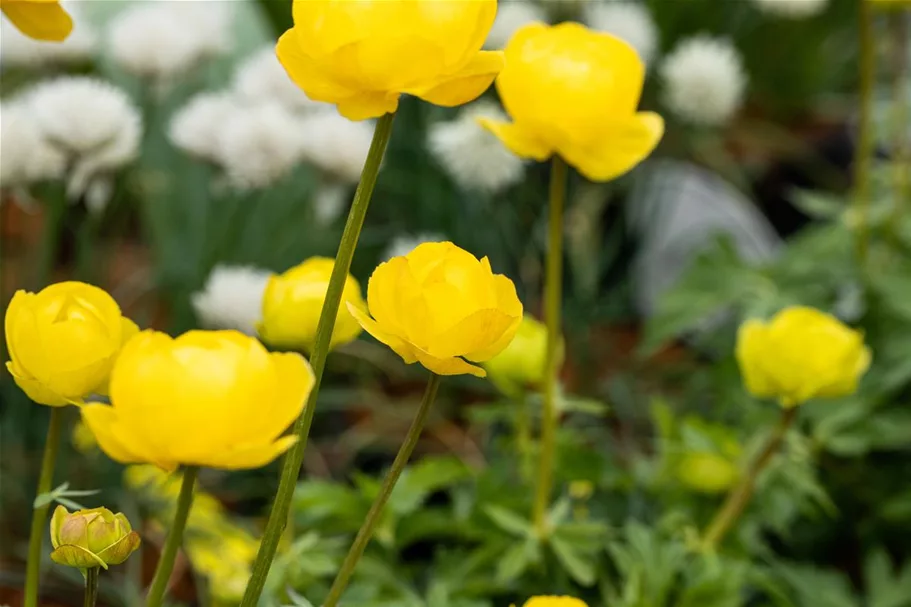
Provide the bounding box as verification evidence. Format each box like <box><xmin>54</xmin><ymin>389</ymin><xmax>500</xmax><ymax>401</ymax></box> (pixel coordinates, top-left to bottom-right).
<box><xmin>550</xmin><ymin>533</ymin><xmax>596</xmax><ymax>586</ymax></box>
<box><xmin>389</xmin><ymin>456</ymin><xmax>472</xmax><ymax>516</ymax></box>
<box><xmin>484</xmin><ymin>505</ymin><xmax>533</xmax><ymax>538</ymax></box>
<box><xmin>495</xmin><ymin>538</ymin><xmax>539</xmax><ymax>584</ymax></box>
<box><xmin>866</xmin><ymin>549</ymin><xmax>911</xmax><ymax>607</ymax></box>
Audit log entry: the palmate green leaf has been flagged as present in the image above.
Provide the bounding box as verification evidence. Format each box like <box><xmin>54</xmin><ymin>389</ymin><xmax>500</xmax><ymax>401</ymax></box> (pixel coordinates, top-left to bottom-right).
<box><xmin>866</xmin><ymin>549</ymin><xmax>911</xmax><ymax>607</ymax></box>
<box><xmin>495</xmin><ymin>537</ymin><xmax>541</xmax><ymax>584</ymax></box>
<box><xmin>388</xmin><ymin>456</ymin><xmax>472</xmax><ymax>516</ymax></box>
<box><xmin>485</xmin><ymin>505</ymin><xmax>533</xmax><ymax>538</ymax></box>
<box><xmin>770</xmin><ymin>561</ymin><xmax>859</xmax><ymax>607</ymax></box>
<box><xmin>550</xmin><ymin>533</ymin><xmax>597</xmax><ymax>586</ymax></box>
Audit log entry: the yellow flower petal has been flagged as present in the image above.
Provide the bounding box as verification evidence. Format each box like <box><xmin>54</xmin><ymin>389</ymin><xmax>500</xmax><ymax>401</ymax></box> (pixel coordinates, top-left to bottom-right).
<box><xmin>276</xmin><ymin>29</ymin><xmax>360</xmax><ymax>104</ymax></box>
<box><xmin>6</xmin><ymin>361</ymin><xmax>69</xmax><ymax>406</ymax></box>
<box><xmin>347</xmin><ymin>302</ymin><xmax>418</xmax><ymax>364</ymax></box>
<box><xmin>429</xmin><ymin>308</ymin><xmax>518</xmax><ymax>360</ymax></box>
<box><xmin>81</xmin><ymin>404</ymin><xmax>161</xmax><ymax>468</ymax></box>
<box><xmin>558</xmin><ymin>112</ymin><xmax>664</xmax><ymax>182</ymax></box>
<box><xmin>413</xmin><ymin>349</ymin><xmax>486</xmax><ymax>378</ymax></box>
<box><xmin>336</xmin><ymin>92</ymin><xmax>400</xmax><ymax>121</ymax></box>
<box><xmin>1</xmin><ymin>0</ymin><xmax>73</xmax><ymax>42</ymax></box>
<box><xmin>205</xmin><ymin>435</ymin><xmax>299</xmax><ymax>470</ymax></box>
<box><xmin>735</xmin><ymin>319</ymin><xmax>777</xmax><ymax>399</ymax></box>
<box><xmin>478</xmin><ymin>119</ymin><xmax>553</xmax><ymax>161</ymax></box>
<box><xmin>254</xmin><ymin>352</ymin><xmax>313</xmax><ymax>439</ymax></box>
<box><xmin>410</xmin><ymin>50</ymin><xmax>504</xmax><ymax>107</ymax></box>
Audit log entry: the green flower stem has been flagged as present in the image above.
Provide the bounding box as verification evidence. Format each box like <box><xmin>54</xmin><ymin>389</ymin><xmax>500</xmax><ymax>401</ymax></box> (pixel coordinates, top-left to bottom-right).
<box><xmin>854</xmin><ymin>0</ymin><xmax>876</xmax><ymax>263</ymax></box>
<box><xmin>533</xmin><ymin>156</ymin><xmax>567</xmax><ymax>537</ymax></box>
<box><xmin>323</xmin><ymin>373</ymin><xmax>442</xmax><ymax>607</ymax></box>
<box><xmin>84</xmin><ymin>567</ymin><xmax>100</xmax><ymax>607</ymax></box>
<box><xmin>888</xmin><ymin>13</ymin><xmax>909</xmax><ymax>236</ymax></box>
<box><xmin>240</xmin><ymin>111</ymin><xmax>397</xmax><ymax>606</ymax></box>
<box><xmin>516</xmin><ymin>393</ymin><xmax>533</xmax><ymax>483</ymax></box>
<box><xmin>702</xmin><ymin>407</ymin><xmax>797</xmax><ymax>550</ymax></box>
<box><xmin>145</xmin><ymin>466</ymin><xmax>198</xmax><ymax>607</ymax></box>
<box><xmin>23</xmin><ymin>406</ymin><xmax>64</xmax><ymax>607</ymax></box>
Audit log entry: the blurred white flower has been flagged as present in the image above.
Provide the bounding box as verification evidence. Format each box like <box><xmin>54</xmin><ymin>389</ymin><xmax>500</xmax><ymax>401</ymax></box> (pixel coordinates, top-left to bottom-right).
<box><xmin>584</xmin><ymin>1</ymin><xmax>658</xmax><ymax>63</ymax></box>
<box><xmin>0</xmin><ymin>102</ymin><xmax>66</xmax><ymax>189</ymax></box>
<box><xmin>169</xmin><ymin>91</ymin><xmax>242</xmax><ymax>162</ymax></box>
<box><xmin>313</xmin><ymin>183</ymin><xmax>349</xmax><ymax>224</ymax></box>
<box><xmin>751</xmin><ymin>0</ymin><xmax>828</xmax><ymax>18</ymax></box>
<box><xmin>298</xmin><ymin>110</ymin><xmax>374</xmax><ymax>183</ymax></box>
<box><xmin>234</xmin><ymin>46</ymin><xmax>324</xmax><ymax>112</ymax></box>
<box><xmin>219</xmin><ymin>102</ymin><xmax>307</xmax><ymax>189</ymax></box>
<box><xmin>385</xmin><ymin>232</ymin><xmax>447</xmax><ymax>261</ymax></box>
<box><xmin>485</xmin><ymin>1</ymin><xmax>547</xmax><ymax>50</ymax></box>
<box><xmin>192</xmin><ymin>265</ymin><xmax>272</xmax><ymax>335</ymax></box>
<box><xmin>26</xmin><ymin>76</ymin><xmax>142</xmax><ymax>199</ymax></box>
<box><xmin>427</xmin><ymin>102</ymin><xmax>525</xmax><ymax>195</ymax></box>
<box><xmin>0</xmin><ymin>2</ymin><xmax>96</xmax><ymax>68</ymax></box>
<box><xmin>660</xmin><ymin>36</ymin><xmax>747</xmax><ymax>126</ymax></box>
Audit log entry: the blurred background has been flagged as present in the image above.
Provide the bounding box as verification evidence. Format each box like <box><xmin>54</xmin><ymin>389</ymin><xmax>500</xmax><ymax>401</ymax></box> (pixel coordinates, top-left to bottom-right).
<box><xmin>1</xmin><ymin>0</ymin><xmax>910</xmax><ymax>605</ymax></box>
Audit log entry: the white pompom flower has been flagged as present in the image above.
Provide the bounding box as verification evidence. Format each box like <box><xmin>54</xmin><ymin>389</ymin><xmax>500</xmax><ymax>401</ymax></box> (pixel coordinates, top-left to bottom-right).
<box><xmin>751</xmin><ymin>0</ymin><xmax>828</xmax><ymax>18</ymax></box>
<box><xmin>427</xmin><ymin>102</ymin><xmax>525</xmax><ymax>195</ymax></box>
<box><xmin>660</xmin><ymin>36</ymin><xmax>747</xmax><ymax>126</ymax></box>
<box><xmin>0</xmin><ymin>2</ymin><xmax>96</xmax><ymax>68</ymax></box>
<box><xmin>0</xmin><ymin>102</ymin><xmax>67</xmax><ymax>190</ymax></box>
<box><xmin>169</xmin><ymin>91</ymin><xmax>243</xmax><ymax>162</ymax></box>
<box><xmin>234</xmin><ymin>46</ymin><xmax>324</xmax><ymax>112</ymax></box>
<box><xmin>192</xmin><ymin>265</ymin><xmax>273</xmax><ymax>336</ymax></box>
<box><xmin>584</xmin><ymin>1</ymin><xmax>658</xmax><ymax>63</ymax></box>
<box><xmin>297</xmin><ymin>110</ymin><xmax>375</xmax><ymax>184</ymax></box>
<box><xmin>485</xmin><ymin>1</ymin><xmax>547</xmax><ymax>50</ymax></box>
<box><xmin>385</xmin><ymin>233</ymin><xmax>447</xmax><ymax>261</ymax></box>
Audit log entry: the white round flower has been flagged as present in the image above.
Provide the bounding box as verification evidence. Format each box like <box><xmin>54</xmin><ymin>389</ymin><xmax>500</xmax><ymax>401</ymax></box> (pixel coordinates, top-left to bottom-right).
<box><xmin>297</xmin><ymin>110</ymin><xmax>375</xmax><ymax>183</ymax></box>
<box><xmin>192</xmin><ymin>265</ymin><xmax>273</xmax><ymax>335</ymax></box>
<box><xmin>385</xmin><ymin>233</ymin><xmax>447</xmax><ymax>261</ymax></box>
<box><xmin>751</xmin><ymin>0</ymin><xmax>828</xmax><ymax>18</ymax></box>
<box><xmin>0</xmin><ymin>102</ymin><xmax>66</xmax><ymax>189</ymax></box>
<box><xmin>234</xmin><ymin>46</ymin><xmax>324</xmax><ymax>112</ymax></box>
<box><xmin>660</xmin><ymin>36</ymin><xmax>747</xmax><ymax>126</ymax></box>
<box><xmin>485</xmin><ymin>1</ymin><xmax>547</xmax><ymax>50</ymax></box>
<box><xmin>26</xmin><ymin>77</ymin><xmax>142</xmax><ymax>197</ymax></box>
<box><xmin>169</xmin><ymin>91</ymin><xmax>242</xmax><ymax>162</ymax></box>
<box><xmin>0</xmin><ymin>2</ymin><xmax>96</xmax><ymax>68</ymax></box>
<box><xmin>219</xmin><ymin>102</ymin><xmax>307</xmax><ymax>189</ymax></box>
<box><xmin>584</xmin><ymin>1</ymin><xmax>658</xmax><ymax>63</ymax></box>
<box><xmin>427</xmin><ymin>102</ymin><xmax>525</xmax><ymax>195</ymax></box>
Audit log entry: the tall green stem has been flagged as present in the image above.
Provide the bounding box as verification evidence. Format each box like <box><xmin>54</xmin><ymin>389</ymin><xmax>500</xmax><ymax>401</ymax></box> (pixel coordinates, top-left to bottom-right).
<box><xmin>854</xmin><ymin>0</ymin><xmax>876</xmax><ymax>263</ymax></box>
<box><xmin>240</xmin><ymin>111</ymin><xmax>396</xmax><ymax>606</ymax></box>
<box><xmin>533</xmin><ymin>156</ymin><xmax>567</xmax><ymax>537</ymax></box>
<box><xmin>702</xmin><ymin>407</ymin><xmax>797</xmax><ymax>550</ymax></box>
<box><xmin>23</xmin><ymin>406</ymin><xmax>64</xmax><ymax>607</ymax></box>
<box><xmin>323</xmin><ymin>373</ymin><xmax>442</xmax><ymax>607</ymax></box>
<box><xmin>145</xmin><ymin>466</ymin><xmax>197</xmax><ymax>607</ymax></box>
<box><xmin>888</xmin><ymin>13</ymin><xmax>910</xmax><ymax>235</ymax></box>
<box><xmin>516</xmin><ymin>393</ymin><xmax>533</xmax><ymax>483</ymax></box>
<box><xmin>84</xmin><ymin>567</ymin><xmax>100</xmax><ymax>607</ymax></box>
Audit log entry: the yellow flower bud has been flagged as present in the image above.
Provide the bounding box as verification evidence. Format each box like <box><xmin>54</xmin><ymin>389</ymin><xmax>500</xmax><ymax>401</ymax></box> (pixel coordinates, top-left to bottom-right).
<box><xmin>736</xmin><ymin>306</ymin><xmax>871</xmax><ymax>408</ymax></box>
<box><xmin>0</xmin><ymin>0</ymin><xmax>72</xmax><ymax>42</ymax></box>
<box><xmin>480</xmin><ymin>22</ymin><xmax>664</xmax><ymax>182</ymax></box>
<box><xmin>49</xmin><ymin>506</ymin><xmax>140</xmax><ymax>569</ymax></box>
<box><xmin>258</xmin><ymin>257</ymin><xmax>366</xmax><ymax>352</ymax></box>
<box><xmin>676</xmin><ymin>453</ymin><xmax>739</xmax><ymax>495</ymax></box>
<box><xmin>276</xmin><ymin>0</ymin><xmax>504</xmax><ymax>120</ymax></box>
<box><xmin>483</xmin><ymin>315</ymin><xmax>554</xmax><ymax>394</ymax></box>
<box><xmin>81</xmin><ymin>330</ymin><xmax>314</xmax><ymax>471</ymax></box>
<box><xmin>5</xmin><ymin>282</ymin><xmax>139</xmax><ymax>406</ymax></box>
<box><xmin>349</xmin><ymin>242</ymin><xmax>523</xmax><ymax>377</ymax></box>
<box><xmin>522</xmin><ymin>598</ymin><xmax>588</xmax><ymax>607</ymax></box>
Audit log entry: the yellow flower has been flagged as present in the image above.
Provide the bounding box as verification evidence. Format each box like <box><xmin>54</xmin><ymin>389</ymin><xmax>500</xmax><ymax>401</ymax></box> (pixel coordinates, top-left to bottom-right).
<box><xmin>520</xmin><ymin>598</ymin><xmax>588</xmax><ymax>607</ymax></box>
<box><xmin>676</xmin><ymin>452</ymin><xmax>739</xmax><ymax>495</ymax></box>
<box><xmin>0</xmin><ymin>0</ymin><xmax>72</xmax><ymax>41</ymax></box>
<box><xmin>276</xmin><ymin>0</ymin><xmax>504</xmax><ymax>120</ymax></box>
<box><xmin>49</xmin><ymin>506</ymin><xmax>140</xmax><ymax>569</ymax></box>
<box><xmin>736</xmin><ymin>306</ymin><xmax>871</xmax><ymax>408</ymax></box>
<box><xmin>483</xmin><ymin>315</ymin><xmax>553</xmax><ymax>394</ymax></box>
<box><xmin>349</xmin><ymin>242</ymin><xmax>522</xmax><ymax>377</ymax></box>
<box><xmin>480</xmin><ymin>22</ymin><xmax>663</xmax><ymax>182</ymax></box>
<box><xmin>81</xmin><ymin>330</ymin><xmax>314</xmax><ymax>472</ymax></box>
<box><xmin>72</xmin><ymin>421</ymin><xmax>98</xmax><ymax>455</ymax></box>
<box><xmin>5</xmin><ymin>282</ymin><xmax>138</xmax><ymax>406</ymax></box>
<box><xmin>259</xmin><ymin>257</ymin><xmax>365</xmax><ymax>352</ymax></box>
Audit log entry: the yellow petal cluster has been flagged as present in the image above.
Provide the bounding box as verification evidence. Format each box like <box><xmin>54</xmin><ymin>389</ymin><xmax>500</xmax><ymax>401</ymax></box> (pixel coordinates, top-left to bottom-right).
<box><xmin>259</xmin><ymin>257</ymin><xmax>366</xmax><ymax>352</ymax></box>
<box><xmin>521</xmin><ymin>598</ymin><xmax>588</xmax><ymax>607</ymax></box>
<box><xmin>5</xmin><ymin>282</ymin><xmax>139</xmax><ymax>406</ymax></box>
<box><xmin>81</xmin><ymin>330</ymin><xmax>314</xmax><ymax>471</ymax></box>
<box><xmin>349</xmin><ymin>242</ymin><xmax>523</xmax><ymax>377</ymax></box>
<box><xmin>276</xmin><ymin>0</ymin><xmax>504</xmax><ymax>120</ymax></box>
<box><xmin>481</xmin><ymin>22</ymin><xmax>664</xmax><ymax>182</ymax></box>
<box><xmin>482</xmin><ymin>315</ymin><xmax>553</xmax><ymax>394</ymax></box>
<box><xmin>49</xmin><ymin>506</ymin><xmax>140</xmax><ymax>569</ymax></box>
<box><xmin>0</xmin><ymin>0</ymin><xmax>72</xmax><ymax>41</ymax></box>
<box><xmin>736</xmin><ymin>306</ymin><xmax>871</xmax><ymax>408</ymax></box>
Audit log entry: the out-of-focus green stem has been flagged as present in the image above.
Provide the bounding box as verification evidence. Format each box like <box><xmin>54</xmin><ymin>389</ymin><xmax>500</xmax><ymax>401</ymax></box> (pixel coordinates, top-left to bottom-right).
<box><xmin>533</xmin><ymin>156</ymin><xmax>567</xmax><ymax>537</ymax></box>
<box><xmin>888</xmin><ymin>13</ymin><xmax>910</xmax><ymax>238</ymax></box>
<box><xmin>240</xmin><ymin>112</ymin><xmax>396</xmax><ymax>606</ymax></box>
<box><xmin>516</xmin><ymin>393</ymin><xmax>533</xmax><ymax>483</ymax></box>
<box><xmin>854</xmin><ymin>0</ymin><xmax>876</xmax><ymax>263</ymax></box>
<box><xmin>145</xmin><ymin>466</ymin><xmax>197</xmax><ymax>607</ymax></box>
<box><xmin>84</xmin><ymin>567</ymin><xmax>99</xmax><ymax>607</ymax></box>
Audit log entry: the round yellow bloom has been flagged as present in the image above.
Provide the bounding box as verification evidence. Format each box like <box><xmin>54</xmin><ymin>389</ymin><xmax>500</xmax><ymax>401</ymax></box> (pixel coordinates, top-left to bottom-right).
<box><xmin>276</xmin><ymin>0</ymin><xmax>504</xmax><ymax>120</ymax></box>
<box><xmin>348</xmin><ymin>242</ymin><xmax>523</xmax><ymax>377</ymax></box>
<box><xmin>81</xmin><ymin>330</ymin><xmax>314</xmax><ymax>472</ymax></box>
<box><xmin>676</xmin><ymin>453</ymin><xmax>739</xmax><ymax>495</ymax></box>
<box><xmin>480</xmin><ymin>22</ymin><xmax>663</xmax><ymax>182</ymax></box>
<box><xmin>483</xmin><ymin>315</ymin><xmax>554</xmax><ymax>394</ymax></box>
<box><xmin>736</xmin><ymin>306</ymin><xmax>871</xmax><ymax>408</ymax></box>
<box><xmin>522</xmin><ymin>598</ymin><xmax>588</xmax><ymax>607</ymax></box>
<box><xmin>50</xmin><ymin>505</ymin><xmax>140</xmax><ymax>569</ymax></box>
<box><xmin>5</xmin><ymin>282</ymin><xmax>139</xmax><ymax>406</ymax></box>
<box><xmin>259</xmin><ymin>257</ymin><xmax>365</xmax><ymax>352</ymax></box>
<box><xmin>0</xmin><ymin>0</ymin><xmax>72</xmax><ymax>41</ymax></box>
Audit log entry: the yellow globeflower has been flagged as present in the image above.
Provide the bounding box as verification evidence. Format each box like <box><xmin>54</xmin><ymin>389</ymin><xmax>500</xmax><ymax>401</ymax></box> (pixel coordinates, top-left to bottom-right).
<box><xmin>259</xmin><ymin>257</ymin><xmax>365</xmax><ymax>352</ymax></box>
<box><xmin>276</xmin><ymin>0</ymin><xmax>504</xmax><ymax>120</ymax></box>
<box><xmin>482</xmin><ymin>315</ymin><xmax>552</xmax><ymax>394</ymax></box>
<box><xmin>520</xmin><ymin>598</ymin><xmax>588</xmax><ymax>607</ymax></box>
<box><xmin>736</xmin><ymin>306</ymin><xmax>871</xmax><ymax>408</ymax></box>
<box><xmin>5</xmin><ymin>282</ymin><xmax>138</xmax><ymax>406</ymax></box>
<box><xmin>480</xmin><ymin>22</ymin><xmax>663</xmax><ymax>182</ymax></box>
<box><xmin>0</xmin><ymin>0</ymin><xmax>72</xmax><ymax>41</ymax></box>
<box><xmin>81</xmin><ymin>330</ymin><xmax>314</xmax><ymax>472</ymax></box>
<box><xmin>49</xmin><ymin>506</ymin><xmax>141</xmax><ymax>569</ymax></box>
<box><xmin>348</xmin><ymin>242</ymin><xmax>522</xmax><ymax>377</ymax></box>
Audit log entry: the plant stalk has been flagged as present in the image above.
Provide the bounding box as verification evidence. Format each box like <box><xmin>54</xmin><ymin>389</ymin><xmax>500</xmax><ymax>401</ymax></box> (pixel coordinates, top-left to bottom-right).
<box><xmin>23</xmin><ymin>406</ymin><xmax>64</xmax><ymax>607</ymax></box>
<box><xmin>854</xmin><ymin>0</ymin><xmax>876</xmax><ymax>263</ymax></box>
<box><xmin>888</xmin><ymin>12</ymin><xmax>910</xmax><ymax>237</ymax></box>
<box><xmin>533</xmin><ymin>156</ymin><xmax>567</xmax><ymax>537</ymax></box>
<box><xmin>84</xmin><ymin>567</ymin><xmax>100</xmax><ymax>607</ymax></box>
<box><xmin>240</xmin><ymin>111</ymin><xmax>396</xmax><ymax>606</ymax></box>
<box><xmin>323</xmin><ymin>373</ymin><xmax>442</xmax><ymax>607</ymax></box>
<box><xmin>145</xmin><ymin>466</ymin><xmax>198</xmax><ymax>607</ymax></box>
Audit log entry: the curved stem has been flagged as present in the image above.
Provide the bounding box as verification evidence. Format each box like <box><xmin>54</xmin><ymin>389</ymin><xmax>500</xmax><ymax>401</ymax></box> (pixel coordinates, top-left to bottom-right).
<box><xmin>702</xmin><ymin>407</ymin><xmax>797</xmax><ymax>550</ymax></box>
<box><xmin>84</xmin><ymin>567</ymin><xmax>100</xmax><ymax>607</ymax></box>
<box><xmin>145</xmin><ymin>466</ymin><xmax>197</xmax><ymax>607</ymax></box>
<box><xmin>240</xmin><ymin>111</ymin><xmax>396</xmax><ymax>606</ymax></box>
<box><xmin>323</xmin><ymin>373</ymin><xmax>442</xmax><ymax>607</ymax></box>
<box><xmin>854</xmin><ymin>0</ymin><xmax>876</xmax><ymax>263</ymax></box>
<box><xmin>533</xmin><ymin>156</ymin><xmax>567</xmax><ymax>537</ymax></box>
<box><xmin>23</xmin><ymin>406</ymin><xmax>64</xmax><ymax>607</ymax></box>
